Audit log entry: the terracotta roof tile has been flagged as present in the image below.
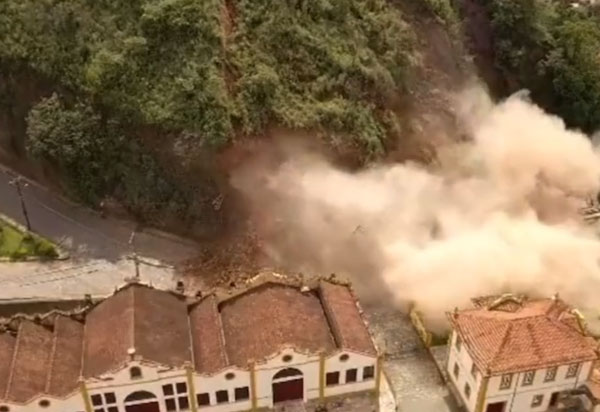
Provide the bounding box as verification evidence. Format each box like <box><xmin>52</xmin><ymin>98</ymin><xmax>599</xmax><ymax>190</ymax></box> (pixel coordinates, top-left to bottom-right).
<box><xmin>133</xmin><ymin>286</ymin><xmax>191</xmax><ymax>367</ymax></box>
<box><xmin>83</xmin><ymin>286</ymin><xmax>133</xmax><ymax>377</ymax></box>
<box><xmin>220</xmin><ymin>283</ymin><xmax>336</xmax><ymax>366</ymax></box>
<box><xmin>319</xmin><ymin>282</ymin><xmax>376</xmax><ymax>356</ymax></box>
<box><xmin>189</xmin><ymin>295</ymin><xmax>229</xmax><ymax>374</ymax></box>
<box><xmin>46</xmin><ymin>315</ymin><xmax>84</xmax><ymax>397</ymax></box>
<box><xmin>5</xmin><ymin>320</ymin><xmax>53</xmax><ymax>402</ymax></box>
<box><xmin>451</xmin><ymin>297</ymin><xmax>598</xmax><ymax>375</ymax></box>
<box><xmin>0</xmin><ymin>333</ymin><xmax>16</xmax><ymax>398</ymax></box>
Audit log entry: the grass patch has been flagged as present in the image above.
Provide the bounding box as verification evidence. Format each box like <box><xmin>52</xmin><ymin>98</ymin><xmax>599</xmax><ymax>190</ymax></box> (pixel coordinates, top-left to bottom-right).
<box><xmin>0</xmin><ymin>219</ymin><xmax>58</xmax><ymax>260</ymax></box>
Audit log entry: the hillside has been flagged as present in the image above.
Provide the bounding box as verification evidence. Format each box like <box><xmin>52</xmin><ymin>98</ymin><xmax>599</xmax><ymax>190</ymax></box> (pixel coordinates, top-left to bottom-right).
<box><xmin>0</xmin><ymin>0</ymin><xmax>598</xmax><ymax>238</ymax></box>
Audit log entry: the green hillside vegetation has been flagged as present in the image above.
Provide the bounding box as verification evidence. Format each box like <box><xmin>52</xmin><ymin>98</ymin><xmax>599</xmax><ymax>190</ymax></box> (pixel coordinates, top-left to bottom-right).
<box><xmin>0</xmin><ymin>0</ymin><xmax>415</xmax><ymax>220</ymax></box>
<box><xmin>1</xmin><ymin>0</ymin><xmax>600</xmax><ymax>228</ymax></box>
<box><xmin>481</xmin><ymin>0</ymin><xmax>600</xmax><ymax>133</ymax></box>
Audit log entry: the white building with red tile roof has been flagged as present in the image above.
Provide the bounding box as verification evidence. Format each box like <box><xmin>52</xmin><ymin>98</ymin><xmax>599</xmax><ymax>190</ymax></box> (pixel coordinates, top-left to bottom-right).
<box><xmin>0</xmin><ymin>273</ymin><xmax>380</xmax><ymax>412</ymax></box>
<box><xmin>446</xmin><ymin>294</ymin><xmax>598</xmax><ymax>412</ymax></box>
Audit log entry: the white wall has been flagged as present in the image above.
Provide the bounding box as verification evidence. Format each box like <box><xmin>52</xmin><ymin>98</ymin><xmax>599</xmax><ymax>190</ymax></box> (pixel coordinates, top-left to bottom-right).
<box><xmin>449</xmin><ymin>329</ymin><xmax>594</xmax><ymax>412</ymax></box>
<box><xmin>447</xmin><ymin>330</ymin><xmax>481</xmax><ymax>412</ymax></box>
<box><xmin>87</xmin><ymin>361</ymin><xmax>190</xmax><ymax>412</ymax></box>
<box><xmin>323</xmin><ymin>351</ymin><xmax>377</xmax><ymax>398</ymax></box>
<box><xmin>193</xmin><ymin>367</ymin><xmax>251</xmax><ymax>411</ymax></box>
<box><xmin>0</xmin><ymin>392</ymin><xmax>85</xmax><ymax>412</ymax></box>
<box><xmin>0</xmin><ymin>349</ymin><xmax>378</xmax><ymax>412</ymax></box>
<box><xmin>484</xmin><ymin>361</ymin><xmax>593</xmax><ymax>412</ymax></box>
<box><xmin>254</xmin><ymin>347</ymin><xmax>321</xmax><ymax>408</ymax></box>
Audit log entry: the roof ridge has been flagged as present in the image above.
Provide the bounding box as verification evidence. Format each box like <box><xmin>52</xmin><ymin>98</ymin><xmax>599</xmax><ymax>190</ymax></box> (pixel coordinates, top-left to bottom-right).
<box><xmin>130</xmin><ymin>286</ymin><xmax>136</xmax><ymax>355</ymax></box>
<box><xmin>44</xmin><ymin>316</ymin><xmax>61</xmax><ymax>394</ymax></box>
<box><xmin>79</xmin><ymin>310</ymin><xmax>88</xmax><ymax>379</ymax></box>
<box><xmin>526</xmin><ymin>321</ymin><xmax>543</xmax><ymax>364</ymax></box>
<box><xmin>186</xmin><ymin>307</ymin><xmax>196</xmax><ymax>369</ymax></box>
<box><xmin>4</xmin><ymin>321</ymin><xmax>24</xmax><ymax>400</ymax></box>
<box><xmin>490</xmin><ymin>323</ymin><xmax>513</xmax><ymax>369</ymax></box>
<box><xmin>317</xmin><ymin>283</ymin><xmax>345</xmax><ymax>349</ymax></box>
<box><xmin>212</xmin><ymin>295</ymin><xmax>229</xmax><ymax>367</ymax></box>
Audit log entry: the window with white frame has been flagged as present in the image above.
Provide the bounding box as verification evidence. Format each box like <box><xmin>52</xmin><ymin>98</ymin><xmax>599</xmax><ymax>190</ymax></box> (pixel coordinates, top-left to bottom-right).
<box><xmin>566</xmin><ymin>363</ymin><xmax>580</xmax><ymax>378</ymax></box>
<box><xmin>531</xmin><ymin>394</ymin><xmax>543</xmax><ymax>407</ymax></box>
<box><xmin>545</xmin><ymin>367</ymin><xmax>557</xmax><ymax>382</ymax></box>
<box><xmin>455</xmin><ymin>334</ymin><xmax>462</xmax><ymax>352</ymax></box>
<box><xmin>453</xmin><ymin>363</ymin><xmax>460</xmax><ymax>379</ymax></box>
<box><xmin>500</xmin><ymin>373</ymin><xmax>513</xmax><ymax>390</ymax></box>
<box><xmin>522</xmin><ymin>371</ymin><xmax>535</xmax><ymax>386</ymax></box>
<box><xmin>464</xmin><ymin>383</ymin><xmax>471</xmax><ymax>399</ymax></box>
<box><xmin>90</xmin><ymin>392</ymin><xmax>118</xmax><ymax>412</ymax></box>
<box><xmin>162</xmin><ymin>382</ymin><xmax>190</xmax><ymax>411</ymax></box>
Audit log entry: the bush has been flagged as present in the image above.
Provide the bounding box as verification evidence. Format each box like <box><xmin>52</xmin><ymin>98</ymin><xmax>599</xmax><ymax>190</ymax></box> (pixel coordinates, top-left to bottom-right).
<box><xmin>26</xmin><ymin>93</ymin><xmax>195</xmax><ymax>223</ymax></box>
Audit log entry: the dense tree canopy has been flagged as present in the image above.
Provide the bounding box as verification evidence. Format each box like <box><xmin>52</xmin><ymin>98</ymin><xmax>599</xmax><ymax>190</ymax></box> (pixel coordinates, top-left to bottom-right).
<box><xmin>482</xmin><ymin>0</ymin><xmax>600</xmax><ymax>133</ymax></box>
<box><xmin>0</xmin><ymin>0</ymin><xmax>414</xmax><ymax>150</ymax></box>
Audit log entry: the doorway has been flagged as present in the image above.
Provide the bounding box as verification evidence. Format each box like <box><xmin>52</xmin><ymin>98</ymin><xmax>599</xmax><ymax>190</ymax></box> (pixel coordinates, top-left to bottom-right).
<box><xmin>272</xmin><ymin>368</ymin><xmax>304</xmax><ymax>403</ymax></box>
<box><xmin>549</xmin><ymin>391</ymin><xmax>560</xmax><ymax>407</ymax></box>
<box><xmin>124</xmin><ymin>390</ymin><xmax>160</xmax><ymax>412</ymax></box>
<box><xmin>485</xmin><ymin>401</ymin><xmax>506</xmax><ymax>412</ymax></box>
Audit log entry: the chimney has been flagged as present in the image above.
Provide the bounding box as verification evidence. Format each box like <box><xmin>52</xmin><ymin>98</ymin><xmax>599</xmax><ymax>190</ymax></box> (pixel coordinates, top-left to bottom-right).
<box><xmin>127</xmin><ymin>347</ymin><xmax>136</xmax><ymax>361</ymax></box>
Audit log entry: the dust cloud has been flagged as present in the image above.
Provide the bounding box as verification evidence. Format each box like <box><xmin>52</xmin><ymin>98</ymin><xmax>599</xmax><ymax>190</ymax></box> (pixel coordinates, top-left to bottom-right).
<box><xmin>231</xmin><ymin>85</ymin><xmax>600</xmax><ymax>329</ymax></box>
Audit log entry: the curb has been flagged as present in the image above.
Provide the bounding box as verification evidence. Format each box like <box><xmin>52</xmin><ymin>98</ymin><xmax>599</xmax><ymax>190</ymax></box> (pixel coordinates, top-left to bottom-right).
<box><xmin>0</xmin><ymin>213</ymin><xmax>69</xmax><ymax>261</ymax></box>
<box><xmin>0</xmin><ymin>163</ymin><xmax>199</xmax><ymax>249</ymax></box>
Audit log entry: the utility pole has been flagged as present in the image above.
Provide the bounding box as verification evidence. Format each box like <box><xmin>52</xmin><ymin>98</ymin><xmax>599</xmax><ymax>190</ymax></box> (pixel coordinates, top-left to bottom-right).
<box><xmin>9</xmin><ymin>176</ymin><xmax>31</xmax><ymax>231</ymax></box>
<box><xmin>128</xmin><ymin>230</ymin><xmax>140</xmax><ymax>279</ymax></box>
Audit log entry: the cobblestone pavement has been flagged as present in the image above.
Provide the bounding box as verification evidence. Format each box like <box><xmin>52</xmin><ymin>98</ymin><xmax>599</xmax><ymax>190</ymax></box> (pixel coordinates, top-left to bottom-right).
<box><xmin>364</xmin><ymin>304</ymin><xmax>462</xmax><ymax>412</ymax></box>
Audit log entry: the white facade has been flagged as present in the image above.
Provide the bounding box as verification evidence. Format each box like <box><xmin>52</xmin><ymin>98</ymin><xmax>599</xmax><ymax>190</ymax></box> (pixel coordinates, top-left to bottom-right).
<box><xmin>447</xmin><ymin>330</ymin><xmax>593</xmax><ymax>412</ymax></box>
<box><xmin>0</xmin><ymin>347</ymin><xmax>378</xmax><ymax>412</ymax></box>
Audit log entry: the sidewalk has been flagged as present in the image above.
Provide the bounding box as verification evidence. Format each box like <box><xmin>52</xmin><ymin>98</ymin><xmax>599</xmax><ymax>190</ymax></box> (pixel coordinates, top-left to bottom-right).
<box><xmin>0</xmin><ymin>259</ymin><xmax>176</xmax><ymax>302</ymax></box>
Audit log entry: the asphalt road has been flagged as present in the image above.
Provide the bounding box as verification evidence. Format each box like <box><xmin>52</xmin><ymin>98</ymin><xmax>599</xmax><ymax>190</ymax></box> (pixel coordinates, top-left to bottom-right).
<box><xmin>0</xmin><ymin>166</ymin><xmax>198</xmax><ymax>263</ymax></box>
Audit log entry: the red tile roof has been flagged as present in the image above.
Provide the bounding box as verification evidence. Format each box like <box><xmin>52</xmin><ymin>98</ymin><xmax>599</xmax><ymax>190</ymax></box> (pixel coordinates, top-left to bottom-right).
<box><xmin>449</xmin><ymin>296</ymin><xmax>598</xmax><ymax>375</ymax></box>
<box><xmin>189</xmin><ymin>295</ymin><xmax>229</xmax><ymax>373</ymax></box>
<box><xmin>131</xmin><ymin>286</ymin><xmax>191</xmax><ymax>368</ymax></box>
<box><xmin>0</xmin><ymin>333</ymin><xmax>16</xmax><ymax>398</ymax></box>
<box><xmin>0</xmin><ymin>276</ymin><xmax>376</xmax><ymax>404</ymax></box>
<box><xmin>83</xmin><ymin>285</ymin><xmax>133</xmax><ymax>377</ymax></box>
<box><xmin>319</xmin><ymin>282</ymin><xmax>376</xmax><ymax>356</ymax></box>
<box><xmin>5</xmin><ymin>320</ymin><xmax>54</xmax><ymax>402</ymax></box>
<box><xmin>45</xmin><ymin>316</ymin><xmax>84</xmax><ymax>397</ymax></box>
<box><xmin>220</xmin><ymin>283</ymin><xmax>337</xmax><ymax>366</ymax></box>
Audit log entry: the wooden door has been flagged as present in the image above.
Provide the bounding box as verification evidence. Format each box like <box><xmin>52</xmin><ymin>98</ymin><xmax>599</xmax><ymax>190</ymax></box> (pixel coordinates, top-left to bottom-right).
<box><xmin>125</xmin><ymin>402</ymin><xmax>160</xmax><ymax>412</ymax></box>
<box><xmin>485</xmin><ymin>401</ymin><xmax>506</xmax><ymax>412</ymax></box>
<box><xmin>273</xmin><ymin>378</ymin><xmax>304</xmax><ymax>403</ymax></box>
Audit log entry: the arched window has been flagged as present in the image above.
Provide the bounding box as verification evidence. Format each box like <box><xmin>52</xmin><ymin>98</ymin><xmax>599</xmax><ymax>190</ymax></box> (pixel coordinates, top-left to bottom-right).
<box><xmin>130</xmin><ymin>366</ymin><xmax>142</xmax><ymax>380</ymax></box>
<box><xmin>38</xmin><ymin>400</ymin><xmax>50</xmax><ymax>408</ymax></box>
<box><xmin>0</xmin><ymin>405</ymin><xmax>10</xmax><ymax>412</ymax></box>
<box><xmin>273</xmin><ymin>368</ymin><xmax>303</xmax><ymax>380</ymax></box>
<box><xmin>124</xmin><ymin>391</ymin><xmax>157</xmax><ymax>403</ymax></box>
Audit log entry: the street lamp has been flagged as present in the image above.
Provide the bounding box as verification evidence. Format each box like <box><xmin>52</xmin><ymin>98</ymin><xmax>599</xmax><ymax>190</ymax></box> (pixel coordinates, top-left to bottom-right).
<box><xmin>9</xmin><ymin>176</ymin><xmax>31</xmax><ymax>231</ymax></box>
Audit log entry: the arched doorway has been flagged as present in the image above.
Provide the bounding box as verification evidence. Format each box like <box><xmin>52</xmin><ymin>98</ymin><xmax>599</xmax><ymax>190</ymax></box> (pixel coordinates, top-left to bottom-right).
<box><xmin>124</xmin><ymin>391</ymin><xmax>160</xmax><ymax>412</ymax></box>
<box><xmin>272</xmin><ymin>368</ymin><xmax>304</xmax><ymax>403</ymax></box>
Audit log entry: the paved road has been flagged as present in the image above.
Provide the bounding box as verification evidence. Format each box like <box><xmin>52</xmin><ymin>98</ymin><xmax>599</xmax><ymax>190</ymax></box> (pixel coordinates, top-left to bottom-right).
<box><xmin>365</xmin><ymin>304</ymin><xmax>462</xmax><ymax>412</ymax></box>
<box><xmin>0</xmin><ymin>166</ymin><xmax>198</xmax><ymax>263</ymax></box>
